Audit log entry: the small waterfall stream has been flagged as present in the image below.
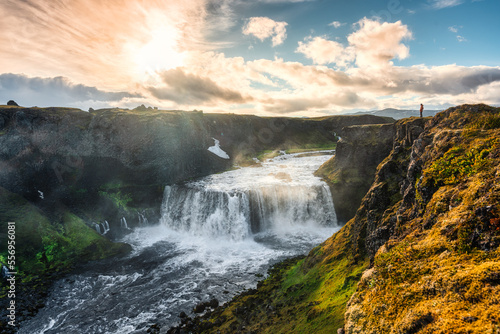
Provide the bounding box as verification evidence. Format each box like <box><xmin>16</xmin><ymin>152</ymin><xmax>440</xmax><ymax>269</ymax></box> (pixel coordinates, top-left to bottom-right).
<box><xmin>19</xmin><ymin>151</ymin><xmax>338</xmax><ymax>334</ymax></box>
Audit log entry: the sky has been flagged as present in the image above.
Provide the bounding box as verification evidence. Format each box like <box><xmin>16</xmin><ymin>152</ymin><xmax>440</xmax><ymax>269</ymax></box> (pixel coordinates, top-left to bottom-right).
<box><xmin>0</xmin><ymin>0</ymin><xmax>499</xmax><ymax>116</ymax></box>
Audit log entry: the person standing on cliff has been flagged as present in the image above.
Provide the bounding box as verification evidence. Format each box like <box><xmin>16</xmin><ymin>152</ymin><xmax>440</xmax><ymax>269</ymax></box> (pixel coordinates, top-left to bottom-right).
<box><xmin>420</xmin><ymin>104</ymin><xmax>424</xmax><ymax>117</ymax></box>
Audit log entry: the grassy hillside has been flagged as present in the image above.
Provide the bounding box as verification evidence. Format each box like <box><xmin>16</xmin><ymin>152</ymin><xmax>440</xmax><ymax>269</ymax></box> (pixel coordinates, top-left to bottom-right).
<box><xmin>345</xmin><ymin>104</ymin><xmax>500</xmax><ymax>333</ymax></box>
<box><xmin>0</xmin><ymin>186</ymin><xmax>131</xmax><ymax>331</ymax></box>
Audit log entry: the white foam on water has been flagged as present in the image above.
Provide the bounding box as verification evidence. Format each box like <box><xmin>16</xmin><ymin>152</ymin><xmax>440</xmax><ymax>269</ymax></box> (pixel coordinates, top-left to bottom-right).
<box><xmin>160</xmin><ymin>152</ymin><xmax>337</xmax><ymax>240</ymax></box>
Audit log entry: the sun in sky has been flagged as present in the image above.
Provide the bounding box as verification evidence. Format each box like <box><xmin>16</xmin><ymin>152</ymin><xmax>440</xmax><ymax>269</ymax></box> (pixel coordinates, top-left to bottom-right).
<box><xmin>133</xmin><ymin>26</ymin><xmax>186</xmax><ymax>76</ymax></box>
<box><xmin>129</xmin><ymin>10</ymin><xmax>187</xmax><ymax>80</ymax></box>
<box><xmin>0</xmin><ymin>0</ymin><xmax>499</xmax><ymax>115</ymax></box>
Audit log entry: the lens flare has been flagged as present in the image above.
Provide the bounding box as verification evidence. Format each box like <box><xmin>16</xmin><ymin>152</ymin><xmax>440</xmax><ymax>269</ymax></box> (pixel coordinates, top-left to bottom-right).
<box><xmin>132</xmin><ymin>24</ymin><xmax>186</xmax><ymax>77</ymax></box>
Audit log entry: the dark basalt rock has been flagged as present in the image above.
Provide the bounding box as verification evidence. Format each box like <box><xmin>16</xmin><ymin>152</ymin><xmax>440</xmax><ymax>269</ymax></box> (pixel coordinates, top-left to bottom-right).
<box><xmin>316</xmin><ymin>122</ymin><xmax>396</xmax><ymax>224</ymax></box>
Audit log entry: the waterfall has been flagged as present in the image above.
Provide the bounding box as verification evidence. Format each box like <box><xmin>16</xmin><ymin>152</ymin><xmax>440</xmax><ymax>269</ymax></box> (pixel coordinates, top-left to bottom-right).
<box><xmin>102</xmin><ymin>220</ymin><xmax>110</xmax><ymax>234</ymax></box>
<box><xmin>161</xmin><ymin>185</ymin><xmax>251</xmax><ymax>240</ymax></box>
<box><xmin>120</xmin><ymin>217</ymin><xmax>129</xmax><ymax>229</ymax></box>
<box><xmin>160</xmin><ymin>178</ymin><xmax>337</xmax><ymax>240</ymax></box>
<box><xmin>138</xmin><ymin>212</ymin><xmax>149</xmax><ymax>225</ymax></box>
<box><xmin>95</xmin><ymin>221</ymin><xmax>110</xmax><ymax>235</ymax></box>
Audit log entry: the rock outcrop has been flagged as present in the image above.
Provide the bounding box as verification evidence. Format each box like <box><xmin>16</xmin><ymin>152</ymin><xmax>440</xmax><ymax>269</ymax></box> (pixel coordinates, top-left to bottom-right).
<box><xmin>316</xmin><ymin>123</ymin><xmax>395</xmax><ymax>223</ymax></box>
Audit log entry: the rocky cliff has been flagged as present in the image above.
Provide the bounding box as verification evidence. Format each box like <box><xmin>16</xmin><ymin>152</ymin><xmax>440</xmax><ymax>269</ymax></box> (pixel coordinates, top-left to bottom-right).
<box><xmin>0</xmin><ymin>106</ymin><xmax>392</xmax><ymax>230</ymax></box>
<box><xmin>344</xmin><ymin>104</ymin><xmax>500</xmax><ymax>333</ymax></box>
<box><xmin>174</xmin><ymin>104</ymin><xmax>500</xmax><ymax>334</ymax></box>
<box><xmin>316</xmin><ymin>123</ymin><xmax>395</xmax><ymax>223</ymax></box>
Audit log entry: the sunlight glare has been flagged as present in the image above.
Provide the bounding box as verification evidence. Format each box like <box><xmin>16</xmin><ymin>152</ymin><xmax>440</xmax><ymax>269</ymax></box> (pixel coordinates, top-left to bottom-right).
<box><xmin>134</xmin><ymin>24</ymin><xmax>186</xmax><ymax>76</ymax></box>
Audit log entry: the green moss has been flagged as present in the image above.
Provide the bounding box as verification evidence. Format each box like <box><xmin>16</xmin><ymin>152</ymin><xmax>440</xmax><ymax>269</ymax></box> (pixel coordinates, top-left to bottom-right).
<box><xmin>285</xmin><ymin>143</ymin><xmax>337</xmax><ymax>154</ymax></box>
<box><xmin>0</xmin><ymin>187</ymin><xmax>130</xmax><ymax>280</ymax></box>
<box><xmin>465</xmin><ymin>111</ymin><xmax>500</xmax><ymax>131</ymax></box>
<box><xmin>256</xmin><ymin>149</ymin><xmax>281</xmax><ymax>161</ymax></box>
<box><xmin>98</xmin><ymin>190</ymin><xmax>132</xmax><ymax>211</ymax></box>
<box><xmin>423</xmin><ymin>139</ymin><xmax>498</xmax><ymax>187</ymax></box>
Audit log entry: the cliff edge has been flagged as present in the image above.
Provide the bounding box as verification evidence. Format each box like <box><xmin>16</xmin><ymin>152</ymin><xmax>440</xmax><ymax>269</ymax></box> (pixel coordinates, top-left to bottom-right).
<box><xmin>316</xmin><ymin>123</ymin><xmax>395</xmax><ymax>223</ymax></box>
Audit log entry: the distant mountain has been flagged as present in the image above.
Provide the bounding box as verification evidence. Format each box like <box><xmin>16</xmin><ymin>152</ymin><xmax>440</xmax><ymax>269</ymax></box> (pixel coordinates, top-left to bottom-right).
<box><xmin>346</xmin><ymin>108</ymin><xmax>441</xmax><ymax>120</ymax></box>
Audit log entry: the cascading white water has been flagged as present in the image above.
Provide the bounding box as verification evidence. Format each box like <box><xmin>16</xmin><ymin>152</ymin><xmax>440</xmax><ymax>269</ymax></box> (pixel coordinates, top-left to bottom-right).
<box><xmin>120</xmin><ymin>217</ymin><xmax>129</xmax><ymax>229</ymax></box>
<box><xmin>137</xmin><ymin>212</ymin><xmax>148</xmax><ymax>225</ymax></box>
<box><xmin>160</xmin><ymin>152</ymin><xmax>337</xmax><ymax>240</ymax></box>
<box><xmin>95</xmin><ymin>221</ymin><xmax>110</xmax><ymax>235</ymax></box>
<box><xmin>161</xmin><ymin>184</ymin><xmax>336</xmax><ymax>240</ymax></box>
<box><xmin>103</xmin><ymin>220</ymin><xmax>110</xmax><ymax>234</ymax></box>
<box><xmin>161</xmin><ymin>186</ymin><xmax>251</xmax><ymax>240</ymax></box>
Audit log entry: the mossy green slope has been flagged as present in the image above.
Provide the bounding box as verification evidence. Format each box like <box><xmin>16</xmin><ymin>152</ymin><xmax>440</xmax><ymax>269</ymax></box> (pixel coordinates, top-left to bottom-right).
<box><xmin>0</xmin><ymin>186</ymin><xmax>131</xmax><ymax>280</ymax></box>
<box><xmin>0</xmin><ymin>186</ymin><xmax>131</xmax><ymax>332</ymax></box>
<box><xmin>345</xmin><ymin>104</ymin><xmax>500</xmax><ymax>333</ymax></box>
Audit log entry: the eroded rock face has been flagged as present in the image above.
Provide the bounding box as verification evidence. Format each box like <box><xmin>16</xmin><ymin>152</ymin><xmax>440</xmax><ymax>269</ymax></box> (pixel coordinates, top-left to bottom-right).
<box><xmin>363</xmin><ymin>117</ymin><xmax>427</xmax><ymax>257</ymax></box>
<box><xmin>316</xmin><ymin>123</ymin><xmax>395</xmax><ymax>224</ymax></box>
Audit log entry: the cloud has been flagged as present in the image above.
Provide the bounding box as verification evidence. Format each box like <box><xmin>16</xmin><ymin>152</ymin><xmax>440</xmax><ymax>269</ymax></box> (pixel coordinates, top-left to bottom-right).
<box><xmin>348</xmin><ymin>18</ymin><xmax>412</xmax><ymax>68</ymax></box>
<box><xmin>429</xmin><ymin>0</ymin><xmax>464</xmax><ymax>9</ymax></box>
<box><xmin>242</xmin><ymin>17</ymin><xmax>288</xmax><ymax>46</ymax></box>
<box><xmin>147</xmin><ymin>68</ymin><xmax>249</xmax><ymax>105</ymax></box>
<box><xmin>245</xmin><ymin>55</ymin><xmax>500</xmax><ymax>113</ymax></box>
<box><xmin>328</xmin><ymin>21</ymin><xmax>345</xmax><ymax>28</ymax></box>
<box><xmin>170</xmin><ymin>48</ymin><xmax>500</xmax><ymax>114</ymax></box>
<box><xmin>296</xmin><ymin>37</ymin><xmax>354</xmax><ymax>66</ymax></box>
<box><xmin>296</xmin><ymin>18</ymin><xmax>412</xmax><ymax>68</ymax></box>
<box><xmin>0</xmin><ymin>73</ymin><xmax>140</xmax><ymax>107</ymax></box>
<box><xmin>3</xmin><ymin>54</ymin><xmax>500</xmax><ymax>116</ymax></box>
<box><xmin>376</xmin><ymin>65</ymin><xmax>500</xmax><ymax>95</ymax></box>
<box><xmin>448</xmin><ymin>25</ymin><xmax>467</xmax><ymax>42</ymax></box>
<box><xmin>0</xmin><ymin>0</ymin><xmax>234</xmax><ymax>89</ymax></box>
<box><xmin>261</xmin><ymin>92</ymin><xmax>365</xmax><ymax>114</ymax></box>
<box><xmin>0</xmin><ymin>1</ymin><xmax>498</xmax><ymax>116</ymax></box>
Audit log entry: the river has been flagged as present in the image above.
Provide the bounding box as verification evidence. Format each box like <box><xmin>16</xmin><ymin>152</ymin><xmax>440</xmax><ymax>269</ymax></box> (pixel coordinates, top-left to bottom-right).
<box><xmin>19</xmin><ymin>151</ymin><xmax>339</xmax><ymax>334</ymax></box>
